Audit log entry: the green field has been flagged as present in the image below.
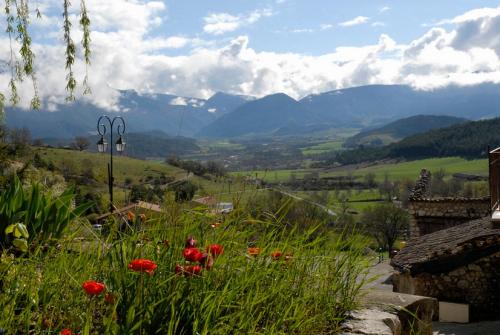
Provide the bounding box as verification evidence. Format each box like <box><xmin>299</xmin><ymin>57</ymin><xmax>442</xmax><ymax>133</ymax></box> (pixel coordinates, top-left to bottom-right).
<box><xmin>196</xmin><ymin>139</ymin><xmax>245</xmax><ymax>152</ymax></box>
<box><xmin>292</xmin><ymin>189</ymin><xmax>383</xmax><ymax>213</ymax></box>
<box><xmin>301</xmin><ymin>140</ymin><xmax>344</xmax><ymax>155</ymax></box>
<box><xmin>231</xmin><ymin>169</ymin><xmax>311</xmax><ymax>182</ymax></box>
<box><xmin>328</xmin><ymin>157</ymin><xmax>488</xmax><ymax>181</ymax></box>
<box><xmin>235</xmin><ymin>157</ymin><xmax>488</xmax><ymax>183</ymax></box>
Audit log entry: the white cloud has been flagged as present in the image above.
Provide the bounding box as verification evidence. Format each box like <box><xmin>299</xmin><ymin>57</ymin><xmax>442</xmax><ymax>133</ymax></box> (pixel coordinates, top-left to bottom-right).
<box><xmin>320</xmin><ymin>24</ymin><xmax>334</xmax><ymax>31</ymax></box>
<box><xmin>379</xmin><ymin>6</ymin><xmax>390</xmax><ymax>13</ymax></box>
<box><xmin>291</xmin><ymin>28</ymin><xmax>314</xmax><ymax>33</ymax></box>
<box><xmin>372</xmin><ymin>22</ymin><xmax>386</xmax><ymax>27</ymax></box>
<box><xmin>169</xmin><ymin>97</ymin><xmax>187</xmax><ymax>106</ymax></box>
<box><xmin>203</xmin><ymin>13</ymin><xmax>240</xmax><ymax>35</ymax></box>
<box><xmin>2</xmin><ymin>5</ymin><xmax>500</xmax><ymax>111</ymax></box>
<box><xmin>440</xmin><ymin>6</ymin><xmax>500</xmax><ymax>24</ymax></box>
<box><xmin>203</xmin><ymin>8</ymin><xmax>273</xmax><ymax>35</ymax></box>
<box><xmin>339</xmin><ymin>16</ymin><xmax>370</xmax><ymax>27</ymax></box>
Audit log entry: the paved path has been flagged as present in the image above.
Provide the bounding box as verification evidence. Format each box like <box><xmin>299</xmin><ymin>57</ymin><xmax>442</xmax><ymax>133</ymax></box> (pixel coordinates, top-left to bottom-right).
<box><xmin>366</xmin><ymin>259</ymin><xmax>394</xmax><ymax>291</ymax></box>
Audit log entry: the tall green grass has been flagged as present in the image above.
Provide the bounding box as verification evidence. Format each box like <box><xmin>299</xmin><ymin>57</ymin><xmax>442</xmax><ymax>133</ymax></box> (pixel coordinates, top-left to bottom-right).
<box><xmin>0</xmin><ymin>199</ymin><xmax>370</xmax><ymax>334</ymax></box>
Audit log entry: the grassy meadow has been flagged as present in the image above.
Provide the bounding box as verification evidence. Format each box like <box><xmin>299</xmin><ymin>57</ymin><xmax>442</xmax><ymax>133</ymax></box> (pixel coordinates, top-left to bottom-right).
<box><xmin>234</xmin><ymin>157</ymin><xmax>488</xmax><ymax>183</ymax></box>
<box><xmin>36</xmin><ymin>148</ymin><xmax>249</xmax><ymax>206</ymax></box>
<box><xmin>0</xmin><ymin>186</ymin><xmax>371</xmax><ymax>334</ymax></box>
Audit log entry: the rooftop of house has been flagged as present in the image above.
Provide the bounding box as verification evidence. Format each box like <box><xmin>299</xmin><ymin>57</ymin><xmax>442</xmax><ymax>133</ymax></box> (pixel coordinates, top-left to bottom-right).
<box><xmin>192</xmin><ymin>196</ymin><xmax>218</xmax><ymax>206</ymax></box>
<box><xmin>95</xmin><ymin>201</ymin><xmax>164</xmax><ymax>221</ymax></box>
<box><xmin>391</xmin><ymin>216</ymin><xmax>500</xmax><ymax>275</ymax></box>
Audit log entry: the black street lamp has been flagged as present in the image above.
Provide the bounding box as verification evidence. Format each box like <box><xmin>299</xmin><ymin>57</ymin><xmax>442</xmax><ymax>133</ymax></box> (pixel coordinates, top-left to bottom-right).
<box><xmin>97</xmin><ymin>115</ymin><xmax>126</xmax><ymax>212</ymax></box>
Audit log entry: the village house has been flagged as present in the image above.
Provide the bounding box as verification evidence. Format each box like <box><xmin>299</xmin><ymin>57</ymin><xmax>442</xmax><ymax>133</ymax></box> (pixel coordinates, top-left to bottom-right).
<box><xmin>391</xmin><ymin>148</ymin><xmax>500</xmax><ymax>322</ymax></box>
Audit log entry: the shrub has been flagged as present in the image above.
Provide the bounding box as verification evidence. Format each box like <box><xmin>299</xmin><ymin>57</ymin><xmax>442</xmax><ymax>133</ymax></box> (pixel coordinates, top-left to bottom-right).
<box><xmin>0</xmin><ymin>176</ymin><xmax>90</xmax><ymax>252</ymax></box>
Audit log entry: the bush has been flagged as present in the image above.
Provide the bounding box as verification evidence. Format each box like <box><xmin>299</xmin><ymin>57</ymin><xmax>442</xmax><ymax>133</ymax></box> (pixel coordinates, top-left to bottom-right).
<box><xmin>173</xmin><ymin>181</ymin><xmax>197</xmax><ymax>202</ymax></box>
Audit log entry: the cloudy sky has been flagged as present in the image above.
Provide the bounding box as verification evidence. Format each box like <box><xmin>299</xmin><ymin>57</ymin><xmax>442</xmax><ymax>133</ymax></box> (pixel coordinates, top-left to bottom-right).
<box><xmin>1</xmin><ymin>0</ymin><xmax>500</xmax><ymax>109</ymax></box>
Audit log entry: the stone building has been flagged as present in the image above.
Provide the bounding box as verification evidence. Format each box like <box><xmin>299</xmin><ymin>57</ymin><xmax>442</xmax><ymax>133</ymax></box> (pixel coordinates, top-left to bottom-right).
<box><xmin>391</xmin><ymin>217</ymin><xmax>500</xmax><ymax>321</ymax></box>
<box><xmin>407</xmin><ymin>169</ymin><xmax>490</xmax><ymax>239</ymax></box>
<box><xmin>392</xmin><ymin>149</ymin><xmax>500</xmax><ymax>322</ymax></box>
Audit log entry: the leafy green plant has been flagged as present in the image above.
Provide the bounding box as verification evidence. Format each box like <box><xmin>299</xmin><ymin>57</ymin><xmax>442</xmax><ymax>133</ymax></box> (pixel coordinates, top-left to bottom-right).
<box><xmin>0</xmin><ymin>176</ymin><xmax>90</xmax><ymax>251</ymax></box>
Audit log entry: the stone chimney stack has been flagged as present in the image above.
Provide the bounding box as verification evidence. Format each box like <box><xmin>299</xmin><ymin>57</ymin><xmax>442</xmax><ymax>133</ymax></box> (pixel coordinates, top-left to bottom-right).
<box><xmin>409</xmin><ymin>169</ymin><xmax>432</xmax><ymax>200</ymax></box>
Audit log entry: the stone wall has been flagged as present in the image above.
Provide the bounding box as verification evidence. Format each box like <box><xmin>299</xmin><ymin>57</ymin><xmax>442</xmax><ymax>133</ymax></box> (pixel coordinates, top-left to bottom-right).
<box><xmin>393</xmin><ymin>250</ymin><xmax>500</xmax><ymax>321</ymax></box>
<box><xmin>408</xmin><ymin>198</ymin><xmax>490</xmax><ymax>239</ymax></box>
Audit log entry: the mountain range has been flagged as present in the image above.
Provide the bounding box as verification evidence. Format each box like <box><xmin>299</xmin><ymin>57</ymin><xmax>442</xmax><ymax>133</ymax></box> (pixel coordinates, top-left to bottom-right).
<box><xmin>5</xmin><ymin>83</ymin><xmax>500</xmax><ymax>139</ymax></box>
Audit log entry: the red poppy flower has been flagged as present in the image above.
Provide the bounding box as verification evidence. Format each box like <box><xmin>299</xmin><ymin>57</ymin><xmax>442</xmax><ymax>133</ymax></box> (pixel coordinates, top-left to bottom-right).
<box><xmin>185</xmin><ymin>236</ymin><xmax>197</xmax><ymax>248</ymax></box>
<box><xmin>185</xmin><ymin>265</ymin><xmax>203</xmax><ymax>276</ymax></box>
<box><xmin>183</xmin><ymin>247</ymin><xmax>203</xmax><ymax>262</ymax></box>
<box><xmin>207</xmin><ymin>244</ymin><xmax>224</xmax><ymax>257</ymax></box>
<box><xmin>104</xmin><ymin>292</ymin><xmax>116</xmax><ymax>304</ymax></box>
<box><xmin>128</xmin><ymin>259</ymin><xmax>158</xmax><ymax>274</ymax></box>
<box><xmin>271</xmin><ymin>251</ymin><xmax>282</xmax><ymax>260</ymax></box>
<box><xmin>247</xmin><ymin>247</ymin><xmax>261</xmax><ymax>256</ymax></box>
<box><xmin>60</xmin><ymin>329</ymin><xmax>72</xmax><ymax>335</ymax></box>
<box><xmin>82</xmin><ymin>280</ymin><xmax>105</xmax><ymax>296</ymax></box>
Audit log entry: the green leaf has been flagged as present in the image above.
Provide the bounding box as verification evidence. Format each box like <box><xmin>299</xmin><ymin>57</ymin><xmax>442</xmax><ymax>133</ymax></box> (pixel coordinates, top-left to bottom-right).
<box><xmin>83</xmin><ymin>318</ymin><xmax>91</xmax><ymax>335</ymax></box>
<box><xmin>12</xmin><ymin>238</ymin><xmax>28</xmax><ymax>252</ymax></box>
<box><xmin>16</xmin><ymin>223</ymin><xmax>29</xmax><ymax>239</ymax></box>
<box><xmin>5</xmin><ymin>224</ymin><xmax>15</xmax><ymax>235</ymax></box>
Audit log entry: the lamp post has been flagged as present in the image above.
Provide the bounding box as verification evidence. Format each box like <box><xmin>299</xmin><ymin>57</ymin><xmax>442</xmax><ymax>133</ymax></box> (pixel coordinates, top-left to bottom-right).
<box><xmin>96</xmin><ymin>115</ymin><xmax>126</xmax><ymax>212</ymax></box>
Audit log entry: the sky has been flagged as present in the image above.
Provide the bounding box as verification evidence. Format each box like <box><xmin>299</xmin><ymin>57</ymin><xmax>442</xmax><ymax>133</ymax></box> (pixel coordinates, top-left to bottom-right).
<box><xmin>0</xmin><ymin>0</ymin><xmax>500</xmax><ymax>110</ymax></box>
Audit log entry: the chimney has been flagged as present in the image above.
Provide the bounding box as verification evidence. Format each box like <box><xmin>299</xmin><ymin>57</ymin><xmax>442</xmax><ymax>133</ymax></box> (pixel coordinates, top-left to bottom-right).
<box><xmin>489</xmin><ymin>147</ymin><xmax>500</xmax><ymax>228</ymax></box>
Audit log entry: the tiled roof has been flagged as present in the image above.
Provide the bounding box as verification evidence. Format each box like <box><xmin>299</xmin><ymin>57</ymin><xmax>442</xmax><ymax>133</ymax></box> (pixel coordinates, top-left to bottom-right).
<box><xmin>95</xmin><ymin>201</ymin><xmax>163</xmax><ymax>221</ymax></box>
<box><xmin>391</xmin><ymin>217</ymin><xmax>500</xmax><ymax>275</ymax></box>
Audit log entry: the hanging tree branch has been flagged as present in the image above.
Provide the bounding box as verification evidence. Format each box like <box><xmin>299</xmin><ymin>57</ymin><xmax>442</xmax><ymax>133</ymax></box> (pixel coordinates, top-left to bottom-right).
<box><xmin>80</xmin><ymin>0</ymin><xmax>91</xmax><ymax>95</ymax></box>
<box><xmin>63</xmin><ymin>0</ymin><xmax>76</xmax><ymax>101</ymax></box>
<box><xmin>1</xmin><ymin>0</ymin><xmax>91</xmax><ymax>109</ymax></box>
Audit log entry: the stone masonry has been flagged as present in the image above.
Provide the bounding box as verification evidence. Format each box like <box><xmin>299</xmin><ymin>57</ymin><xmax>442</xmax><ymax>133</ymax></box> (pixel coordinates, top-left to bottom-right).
<box><xmin>407</xmin><ymin>169</ymin><xmax>490</xmax><ymax>239</ymax></box>
<box><xmin>392</xmin><ymin>217</ymin><xmax>500</xmax><ymax>321</ymax></box>
<box><xmin>393</xmin><ymin>249</ymin><xmax>500</xmax><ymax>321</ymax></box>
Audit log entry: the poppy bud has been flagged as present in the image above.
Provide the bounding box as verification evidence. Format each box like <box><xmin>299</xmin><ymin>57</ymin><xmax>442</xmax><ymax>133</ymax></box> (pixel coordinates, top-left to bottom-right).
<box><xmin>271</xmin><ymin>251</ymin><xmax>282</xmax><ymax>260</ymax></box>
<box><xmin>185</xmin><ymin>236</ymin><xmax>196</xmax><ymax>248</ymax></box>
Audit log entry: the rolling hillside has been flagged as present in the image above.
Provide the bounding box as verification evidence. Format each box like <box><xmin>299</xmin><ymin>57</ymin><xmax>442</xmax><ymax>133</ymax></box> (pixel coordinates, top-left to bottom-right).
<box><xmin>343</xmin><ymin>115</ymin><xmax>468</xmax><ymax>148</ymax></box>
<box><xmin>335</xmin><ymin>117</ymin><xmax>500</xmax><ymax>164</ymax></box>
